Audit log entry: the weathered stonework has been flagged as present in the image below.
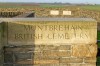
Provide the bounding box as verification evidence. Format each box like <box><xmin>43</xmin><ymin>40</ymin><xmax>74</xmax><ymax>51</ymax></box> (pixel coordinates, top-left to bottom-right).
<box><xmin>72</xmin><ymin>44</ymin><xmax>97</xmax><ymax>57</ymax></box>
<box><xmin>0</xmin><ymin>18</ymin><xmax>97</xmax><ymax>66</ymax></box>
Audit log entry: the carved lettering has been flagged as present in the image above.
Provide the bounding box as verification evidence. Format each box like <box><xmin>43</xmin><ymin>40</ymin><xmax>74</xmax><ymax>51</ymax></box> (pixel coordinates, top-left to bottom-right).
<box><xmin>8</xmin><ymin>21</ymin><xmax>96</xmax><ymax>44</ymax></box>
<box><xmin>23</xmin><ymin>25</ymin><xmax>89</xmax><ymax>31</ymax></box>
<box><xmin>15</xmin><ymin>33</ymin><xmax>43</xmax><ymax>40</ymax></box>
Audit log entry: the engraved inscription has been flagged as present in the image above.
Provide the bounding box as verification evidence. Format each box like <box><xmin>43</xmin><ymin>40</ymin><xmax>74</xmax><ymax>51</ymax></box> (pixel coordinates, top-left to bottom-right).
<box><xmin>14</xmin><ymin>24</ymin><xmax>89</xmax><ymax>40</ymax></box>
<box><xmin>7</xmin><ymin>22</ymin><xmax>97</xmax><ymax>44</ymax></box>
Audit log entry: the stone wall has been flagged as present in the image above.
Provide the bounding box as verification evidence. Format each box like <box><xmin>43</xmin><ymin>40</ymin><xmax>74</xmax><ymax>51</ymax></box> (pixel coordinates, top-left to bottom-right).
<box><xmin>0</xmin><ymin>12</ymin><xmax>24</xmax><ymax>18</ymax></box>
<box><xmin>0</xmin><ymin>7</ymin><xmax>100</xmax><ymax>31</ymax></box>
<box><xmin>34</xmin><ymin>7</ymin><xmax>100</xmax><ymax>22</ymax></box>
<box><xmin>1</xmin><ymin>18</ymin><xmax>97</xmax><ymax>66</ymax></box>
<box><xmin>4</xmin><ymin>45</ymin><xmax>97</xmax><ymax>66</ymax></box>
<box><xmin>0</xmin><ymin>7</ymin><xmax>100</xmax><ymax>22</ymax></box>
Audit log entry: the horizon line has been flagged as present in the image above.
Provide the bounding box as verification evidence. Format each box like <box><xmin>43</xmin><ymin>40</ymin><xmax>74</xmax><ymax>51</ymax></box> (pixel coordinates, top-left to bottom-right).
<box><xmin>0</xmin><ymin>2</ymin><xmax>99</xmax><ymax>4</ymax></box>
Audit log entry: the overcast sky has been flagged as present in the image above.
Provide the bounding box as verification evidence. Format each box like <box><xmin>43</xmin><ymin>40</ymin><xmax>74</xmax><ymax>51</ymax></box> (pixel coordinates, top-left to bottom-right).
<box><xmin>0</xmin><ymin>0</ymin><xmax>100</xmax><ymax>4</ymax></box>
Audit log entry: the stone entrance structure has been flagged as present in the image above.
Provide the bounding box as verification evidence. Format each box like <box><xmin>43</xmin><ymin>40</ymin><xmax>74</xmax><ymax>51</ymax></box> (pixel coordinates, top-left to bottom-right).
<box><xmin>0</xmin><ymin>18</ymin><xmax>97</xmax><ymax>66</ymax></box>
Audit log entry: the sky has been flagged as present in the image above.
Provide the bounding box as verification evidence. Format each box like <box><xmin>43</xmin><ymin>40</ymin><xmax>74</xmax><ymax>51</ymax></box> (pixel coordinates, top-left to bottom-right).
<box><xmin>0</xmin><ymin>0</ymin><xmax>100</xmax><ymax>4</ymax></box>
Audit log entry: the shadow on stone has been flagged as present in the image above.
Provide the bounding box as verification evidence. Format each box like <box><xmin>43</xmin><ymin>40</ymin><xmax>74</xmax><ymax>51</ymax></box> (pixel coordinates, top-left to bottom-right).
<box><xmin>3</xmin><ymin>23</ymin><xmax>35</xmax><ymax>66</ymax></box>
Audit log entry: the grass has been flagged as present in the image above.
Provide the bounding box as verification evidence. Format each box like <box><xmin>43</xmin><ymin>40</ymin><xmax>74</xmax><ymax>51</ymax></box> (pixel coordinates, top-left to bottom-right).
<box><xmin>98</xmin><ymin>42</ymin><xmax>100</xmax><ymax>48</ymax></box>
<box><xmin>40</xmin><ymin>4</ymin><xmax>66</xmax><ymax>8</ymax></box>
<box><xmin>98</xmin><ymin>31</ymin><xmax>100</xmax><ymax>48</ymax></box>
<box><xmin>0</xmin><ymin>3</ymin><xmax>65</xmax><ymax>8</ymax></box>
<box><xmin>0</xmin><ymin>3</ymin><xmax>40</xmax><ymax>8</ymax></box>
<box><xmin>0</xmin><ymin>3</ymin><xmax>100</xmax><ymax>10</ymax></box>
<box><xmin>80</xmin><ymin>5</ymin><xmax>100</xmax><ymax>11</ymax></box>
<box><xmin>0</xmin><ymin>5</ymin><xmax>37</xmax><ymax>8</ymax></box>
<box><xmin>97</xmin><ymin>57</ymin><xmax>100</xmax><ymax>66</ymax></box>
<box><xmin>98</xmin><ymin>31</ymin><xmax>100</xmax><ymax>40</ymax></box>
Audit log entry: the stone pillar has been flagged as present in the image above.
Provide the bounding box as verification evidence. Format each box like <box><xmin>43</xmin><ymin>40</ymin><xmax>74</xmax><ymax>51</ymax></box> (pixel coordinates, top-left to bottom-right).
<box><xmin>2</xmin><ymin>18</ymin><xmax>97</xmax><ymax>66</ymax></box>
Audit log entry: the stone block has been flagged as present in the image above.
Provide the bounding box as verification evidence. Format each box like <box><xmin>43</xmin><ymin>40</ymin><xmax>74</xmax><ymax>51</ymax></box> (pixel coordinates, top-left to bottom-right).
<box><xmin>58</xmin><ymin>51</ymin><xmax>71</xmax><ymax>57</ymax></box>
<box><xmin>59</xmin><ymin>63</ymin><xmax>70</xmax><ymax>66</ymax></box>
<box><xmin>15</xmin><ymin>60</ymin><xmax>33</xmax><ymax>65</ymax></box>
<box><xmin>70</xmin><ymin>63</ymin><xmax>96</xmax><ymax>66</ymax></box>
<box><xmin>58</xmin><ymin>45</ymin><xmax>71</xmax><ymax>50</ymax></box>
<box><xmin>84</xmin><ymin>58</ymin><xmax>96</xmax><ymax>63</ymax></box>
<box><xmin>60</xmin><ymin>58</ymin><xmax>83</xmax><ymax>63</ymax></box>
<box><xmin>4</xmin><ymin>45</ymin><xmax>34</xmax><ymax>52</ymax></box>
<box><xmin>2</xmin><ymin>18</ymin><xmax>97</xmax><ymax>45</ymax></box>
<box><xmin>80</xmin><ymin>63</ymin><xmax>96</xmax><ymax>66</ymax></box>
<box><xmin>35</xmin><ymin>45</ymin><xmax>58</xmax><ymax>51</ymax></box>
<box><xmin>34</xmin><ymin>60</ymin><xmax>59</xmax><ymax>65</ymax></box>
<box><xmin>3</xmin><ymin>64</ymin><xmax>13</xmax><ymax>66</ymax></box>
<box><xmin>4</xmin><ymin>52</ymin><xmax>13</xmax><ymax>63</ymax></box>
<box><xmin>42</xmin><ymin>50</ymin><xmax>58</xmax><ymax>57</ymax></box>
<box><xmin>14</xmin><ymin>53</ymin><xmax>33</xmax><ymax>61</ymax></box>
<box><xmin>72</xmin><ymin>44</ymin><xmax>97</xmax><ymax>57</ymax></box>
<box><xmin>34</xmin><ymin>50</ymin><xmax>71</xmax><ymax>60</ymax></box>
<box><xmin>39</xmin><ymin>64</ymin><xmax>59</xmax><ymax>66</ymax></box>
<box><xmin>34</xmin><ymin>51</ymin><xmax>59</xmax><ymax>60</ymax></box>
<box><xmin>70</xmin><ymin>63</ymin><xmax>81</xmax><ymax>66</ymax></box>
<box><xmin>14</xmin><ymin>64</ymin><xmax>33</xmax><ymax>66</ymax></box>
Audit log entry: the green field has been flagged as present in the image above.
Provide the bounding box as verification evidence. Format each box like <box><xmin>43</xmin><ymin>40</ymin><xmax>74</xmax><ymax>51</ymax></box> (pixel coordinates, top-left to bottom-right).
<box><xmin>0</xmin><ymin>3</ymin><xmax>40</xmax><ymax>8</ymax></box>
<box><xmin>0</xmin><ymin>3</ymin><xmax>76</xmax><ymax>8</ymax></box>
<box><xmin>0</xmin><ymin>3</ymin><xmax>100</xmax><ymax>11</ymax></box>
<box><xmin>40</xmin><ymin>4</ymin><xmax>65</xmax><ymax>8</ymax></box>
<box><xmin>80</xmin><ymin>5</ymin><xmax>100</xmax><ymax>11</ymax></box>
